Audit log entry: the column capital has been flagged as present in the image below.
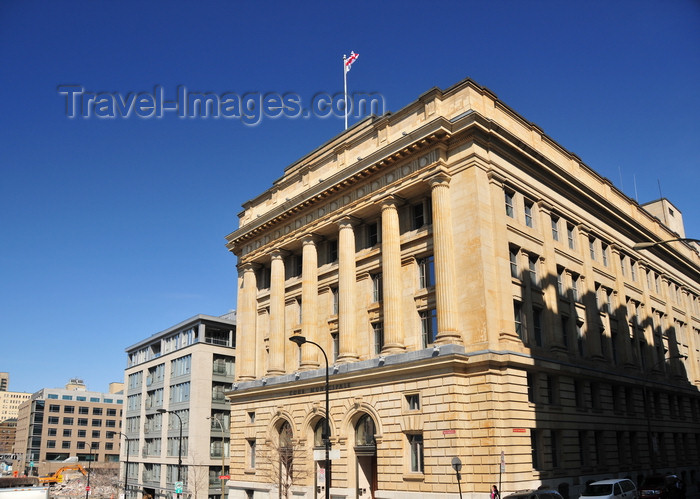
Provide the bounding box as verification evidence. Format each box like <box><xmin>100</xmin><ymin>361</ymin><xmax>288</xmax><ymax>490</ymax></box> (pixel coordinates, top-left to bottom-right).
<box><xmin>380</xmin><ymin>194</ymin><xmax>405</xmax><ymax>210</ymax></box>
<box><xmin>428</xmin><ymin>171</ymin><xmax>452</xmax><ymax>188</ymax></box>
<box><xmin>270</xmin><ymin>248</ymin><xmax>290</xmax><ymax>260</ymax></box>
<box><xmin>238</xmin><ymin>261</ymin><xmax>261</xmax><ymax>273</ymax></box>
<box><xmin>301</xmin><ymin>233</ymin><xmax>322</xmax><ymax>245</ymax></box>
<box><xmin>337</xmin><ymin>215</ymin><xmax>362</xmax><ymax>229</ymax></box>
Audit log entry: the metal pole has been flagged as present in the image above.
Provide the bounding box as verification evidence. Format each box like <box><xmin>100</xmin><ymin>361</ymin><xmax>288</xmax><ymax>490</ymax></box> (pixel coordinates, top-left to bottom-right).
<box><xmin>114</xmin><ymin>432</ymin><xmax>129</xmax><ymax>498</ymax></box>
<box><xmin>289</xmin><ymin>336</ymin><xmax>330</xmax><ymax>499</ymax></box>
<box><xmin>85</xmin><ymin>445</ymin><xmax>93</xmax><ymax>499</ymax></box>
<box><xmin>210</xmin><ymin>415</ymin><xmax>227</xmax><ymax>499</ymax></box>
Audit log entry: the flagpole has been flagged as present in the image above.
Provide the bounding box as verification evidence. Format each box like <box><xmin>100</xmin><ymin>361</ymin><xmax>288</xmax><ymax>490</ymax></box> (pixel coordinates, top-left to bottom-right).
<box><xmin>343</xmin><ymin>54</ymin><xmax>348</xmax><ymax>130</ymax></box>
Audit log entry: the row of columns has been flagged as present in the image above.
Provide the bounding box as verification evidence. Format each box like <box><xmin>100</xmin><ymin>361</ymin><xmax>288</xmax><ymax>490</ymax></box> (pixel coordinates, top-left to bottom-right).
<box><xmin>236</xmin><ymin>173</ymin><xmax>462</xmax><ymax>381</ymax></box>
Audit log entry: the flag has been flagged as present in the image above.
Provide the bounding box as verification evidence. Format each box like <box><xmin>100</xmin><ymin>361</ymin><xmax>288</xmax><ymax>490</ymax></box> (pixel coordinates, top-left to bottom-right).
<box><xmin>345</xmin><ymin>51</ymin><xmax>359</xmax><ymax>73</ymax></box>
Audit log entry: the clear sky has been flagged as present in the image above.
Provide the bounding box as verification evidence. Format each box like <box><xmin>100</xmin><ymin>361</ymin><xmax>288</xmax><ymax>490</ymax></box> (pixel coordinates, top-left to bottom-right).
<box><xmin>1</xmin><ymin>0</ymin><xmax>698</xmax><ymax>394</ymax></box>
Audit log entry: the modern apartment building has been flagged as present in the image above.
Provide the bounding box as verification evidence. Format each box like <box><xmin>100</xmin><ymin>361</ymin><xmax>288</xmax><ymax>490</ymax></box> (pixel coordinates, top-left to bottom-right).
<box><xmin>224</xmin><ymin>78</ymin><xmax>700</xmax><ymax>499</ymax></box>
<box><xmin>122</xmin><ymin>313</ymin><xmax>236</xmax><ymax>499</ymax></box>
<box><xmin>13</xmin><ymin>379</ymin><xmax>124</xmax><ymax>477</ymax></box>
<box><xmin>0</xmin><ymin>374</ymin><xmax>8</xmax><ymax>392</ymax></box>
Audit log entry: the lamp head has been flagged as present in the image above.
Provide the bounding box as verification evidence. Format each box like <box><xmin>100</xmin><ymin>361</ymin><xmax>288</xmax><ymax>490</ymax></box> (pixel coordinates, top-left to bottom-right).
<box><xmin>289</xmin><ymin>335</ymin><xmax>307</xmax><ymax>346</ymax></box>
<box><xmin>633</xmin><ymin>242</ymin><xmax>657</xmax><ymax>250</ymax></box>
<box><xmin>156</xmin><ymin>409</ymin><xmax>167</xmax><ymax>414</ymax></box>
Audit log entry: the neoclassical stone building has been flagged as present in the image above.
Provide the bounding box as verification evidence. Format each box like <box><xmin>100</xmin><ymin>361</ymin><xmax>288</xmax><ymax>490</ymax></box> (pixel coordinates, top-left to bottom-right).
<box><xmin>225</xmin><ymin>78</ymin><xmax>700</xmax><ymax>499</ymax></box>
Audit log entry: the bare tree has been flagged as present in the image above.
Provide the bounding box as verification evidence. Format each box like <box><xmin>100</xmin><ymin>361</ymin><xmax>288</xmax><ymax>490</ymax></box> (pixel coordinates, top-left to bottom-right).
<box><xmin>260</xmin><ymin>422</ymin><xmax>311</xmax><ymax>499</ymax></box>
<box><xmin>186</xmin><ymin>452</ymin><xmax>213</xmax><ymax>499</ymax></box>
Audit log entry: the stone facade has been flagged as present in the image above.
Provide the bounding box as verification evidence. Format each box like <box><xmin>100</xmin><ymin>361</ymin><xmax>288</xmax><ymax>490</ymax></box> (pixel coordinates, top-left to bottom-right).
<box><xmin>225</xmin><ymin>78</ymin><xmax>700</xmax><ymax>499</ymax></box>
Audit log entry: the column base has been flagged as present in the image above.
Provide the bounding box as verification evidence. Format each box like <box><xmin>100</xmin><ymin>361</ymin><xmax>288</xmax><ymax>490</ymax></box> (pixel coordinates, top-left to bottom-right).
<box><xmin>336</xmin><ymin>353</ymin><xmax>360</xmax><ymax>364</ymax></box>
<box><xmin>381</xmin><ymin>343</ymin><xmax>406</xmax><ymax>355</ymax></box>
<box><xmin>436</xmin><ymin>330</ymin><xmax>463</xmax><ymax>346</ymax></box>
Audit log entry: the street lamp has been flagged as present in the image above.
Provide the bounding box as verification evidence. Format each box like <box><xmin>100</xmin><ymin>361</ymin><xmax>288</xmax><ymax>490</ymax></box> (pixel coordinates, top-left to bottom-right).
<box><xmin>157</xmin><ymin>408</ymin><xmax>183</xmax><ymax>498</ymax></box>
<box><xmin>641</xmin><ymin>354</ymin><xmax>687</xmax><ymax>473</ymax></box>
<box><xmin>111</xmin><ymin>431</ymin><xmax>130</xmax><ymax>498</ymax></box>
<box><xmin>632</xmin><ymin>238</ymin><xmax>700</xmax><ymax>251</ymax></box>
<box><xmin>289</xmin><ymin>335</ymin><xmax>331</xmax><ymax>499</ymax></box>
<box><xmin>451</xmin><ymin>457</ymin><xmax>463</xmax><ymax>499</ymax></box>
<box><xmin>85</xmin><ymin>443</ymin><xmax>96</xmax><ymax>499</ymax></box>
<box><xmin>207</xmin><ymin>415</ymin><xmax>227</xmax><ymax>499</ymax></box>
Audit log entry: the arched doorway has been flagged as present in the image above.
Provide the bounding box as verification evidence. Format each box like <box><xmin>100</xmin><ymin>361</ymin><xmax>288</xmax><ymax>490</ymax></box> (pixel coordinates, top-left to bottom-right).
<box><xmin>313</xmin><ymin>418</ymin><xmax>330</xmax><ymax>499</ymax></box>
<box><xmin>277</xmin><ymin>420</ymin><xmax>294</xmax><ymax>499</ymax></box>
<box><xmin>354</xmin><ymin>414</ymin><xmax>377</xmax><ymax>499</ymax></box>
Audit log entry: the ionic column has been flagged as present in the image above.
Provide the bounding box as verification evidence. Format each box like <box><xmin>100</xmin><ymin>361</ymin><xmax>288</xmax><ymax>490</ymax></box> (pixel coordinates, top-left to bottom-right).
<box><xmin>380</xmin><ymin>197</ymin><xmax>406</xmax><ymax>353</ymax></box>
<box><xmin>267</xmin><ymin>250</ymin><xmax>286</xmax><ymax>376</ymax></box>
<box><xmin>429</xmin><ymin>173</ymin><xmax>462</xmax><ymax>344</ymax></box>
<box><xmin>236</xmin><ymin>263</ymin><xmax>258</xmax><ymax>381</ymax></box>
<box><xmin>300</xmin><ymin>235</ymin><xmax>320</xmax><ymax>369</ymax></box>
<box><xmin>337</xmin><ymin>217</ymin><xmax>359</xmax><ymax>363</ymax></box>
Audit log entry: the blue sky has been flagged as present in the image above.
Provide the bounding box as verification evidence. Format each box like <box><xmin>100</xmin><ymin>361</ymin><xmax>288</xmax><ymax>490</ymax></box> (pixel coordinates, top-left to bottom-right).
<box><xmin>1</xmin><ymin>1</ymin><xmax>698</xmax><ymax>394</ymax></box>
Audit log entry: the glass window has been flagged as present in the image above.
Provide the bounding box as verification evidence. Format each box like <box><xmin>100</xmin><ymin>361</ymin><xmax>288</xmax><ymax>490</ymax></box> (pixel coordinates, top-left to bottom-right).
<box><xmin>505</xmin><ymin>190</ymin><xmax>514</xmax><ymax>218</ymax></box>
<box><xmin>567</xmin><ymin>224</ymin><xmax>576</xmax><ymax>249</ymax></box>
<box><xmin>551</xmin><ymin>215</ymin><xmax>559</xmax><ymax>241</ymax></box>
<box><xmin>408</xmin><ymin>434</ymin><xmax>424</xmax><ymax>473</ymax></box>
<box><xmin>406</xmin><ymin>394</ymin><xmax>420</xmax><ymax>411</ymax></box>
<box><xmin>420</xmin><ymin>309</ymin><xmax>438</xmax><ymax>348</ymax></box>
<box><xmin>514</xmin><ymin>301</ymin><xmax>524</xmax><ymax>340</ymax></box>
<box><xmin>372</xmin><ymin>322</ymin><xmax>384</xmax><ymax>355</ymax></box>
<box><xmin>418</xmin><ymin>256</ymin><xmax>435</xmax><ymax>288</ymax></box>
<box><xmin>524</xmin><ymin>200</ymin><xmax>533</xmax><ymax>228</ymax></box>
<box><xmin>355</xmin><ymin>414</ymin><xmax>376</xmax><ymax>447</ymax></box>
<box><xmin>509</xmin><ymin>247</ymin><xmax>519</xmax><ymax>279</ymax></box>
<box><xmin>528</xmin><ymin>254</ymin><xmax>538</xmax><ymax>287</ymax></box>
<box><xmin>372</xmin><ymin>273</ymin><xmax>383</xmax><ymax>302</ymax></box>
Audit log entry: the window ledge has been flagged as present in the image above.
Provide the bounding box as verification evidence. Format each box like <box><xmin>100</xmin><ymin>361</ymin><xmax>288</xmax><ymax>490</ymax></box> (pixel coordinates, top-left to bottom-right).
<box><xmin>403</xmin><ymin>473</ymin><xmax>425</xmax><ymax>482</ymax></box>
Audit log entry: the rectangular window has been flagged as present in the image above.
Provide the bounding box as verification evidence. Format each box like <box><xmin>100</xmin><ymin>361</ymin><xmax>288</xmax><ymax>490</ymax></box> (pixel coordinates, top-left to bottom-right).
<box><xmin>571</xmin><ymin>274</ymin><xmax>580</xmax><ymax>302</ymax></box>
<box><xmin>92</xmin><ymin>407</ymin><xmax>103</xmax><ymax>415</ymax></box>
<box><xmin>63</xmin><ymin>429</ymin><xmax>72</xmax><ymax>437</ymax></box>
<box><xmin>601</xmin><ymin>243</ymin><xmax>609</xmax><ymax>266</ymax></box>
<box><xmin>420</xmin><ymin>309</ymin><xmax>438</xmax><ymax>348</ymax></box>
<box><xmin>411</xmin><ymin>202</ymin><xmax>425</xmax><ymax>229</ymax></box>
<box><xmin>567</xmin><ymin>224</ymin><xmax>576</xmax><ymax>250</ymax></box>
<box><xmin>408</xmin><ymin>434</ymin><xmax>424</xmax><ymax>473</ymax></box>
<box><xmin>630</xmin><ymin>260</ymin><xmax>637</xmax><ymax>281</ymax></box>
<box><xmin>372</xmin><ymin>273</ymin><xmax>383</xmax><ymax>302</ymax></box>
<box><xmin>78</xmin><ymin>430</ymin><xmax>86</xmax><ymax>438</ymax></box>
<box><xmin>367</xmin><ymin>222</ymin><xmax>379</xmax><ymax>247</ymax></box>
<box><xmin>78</xmin><ymin>418</ymin><xmax>88</xmax><ymax>426</ymax></box>
<box><xmin>531</xmin><ymin>429</ymin><xmax>539</xmax><ymax>467</ymax></box>
<box><xmin>589</xmin><ymin>238</ymin><xmax>596</xmax><ymax>260</ymax></box>
<box><xmin>527</xmin><ymin>372</ymin><xmax>535</xmax><ymax>403</ymax></box>
<box><xmin>331</xmin><ymin>287</ymin><xmax>339</xmax><ymax>315</ymax></box>
<box><xmin>509</xmin><ymin>247</ymin><xmax>519</xmax><ymax>279</ymax></box>
<box><xmin>406</xmin><ymin>394</ymin><xmax>420</xmax><ymax>411</ymax></box>
<box><xmin>556</xmin><ymin>267</ymin><xmax>565</xmax><ymax>296</ymax></box>
<box><xmin>576</xmin><ymin>321</ymin><xmax>585</xmax><ymax>356</ymax></box>
<box><xmin>62</xmin><ymin>441</ymin><xmax>71</xmax><ymax>449</ymax></box>
<box><xmin>514</xmin><ymin>301</ymin><xmax>524</xmax><ymax>340</ymax></box>
<box><xmin>561</xmin><ymin>316</ymin><xmax>569</xmax><ymax>348</ymax></box>
<box><xmin>248</xmin><ymin>440</ymin><xmax>256</xmax><ymax>469</ymax></box>
<box><xmin>92</xmin><ymin>430</ymin><xmax>101</xmax><ymax>438</ymax></box>
<box><xmin>372</xmin><ymin>322</ymin><xmax>384</xmax><ymax>355</ymax></box>
<box><xmin>524</xmin><ymin>200</ymin><xmax>534</xmax><ymax>228</ymax></box>
<box><xmin>49</xmin><ymin>405</ymin><xmax>60</xmax><ymax>413</ymax></box>
<box><xmin>533</xmin><ymin>308</ymin><xmax>543</xmax><ymax>347</ymax></box>
<box><xmin>326</xmin><ymin>239</ymin><xmax>338</xmax><ymax>264</ymax></box>
<box><xmin>48</xmin><ymin>416</ymin><xmax>59</xmax><ymax>424</ymax></box>
<box><xmin>79</xmin><ymin>407</ymin><xmax>89</xmax><ymax>415</ymax></box>
<box><xmin>64</xmin><ymin>406</ymin><xmax>75</xmax><ymax>414</ymax></box>
<box><xmin>62</xmin><ymin>417</ymin><xmax>74</xmax><ymax>425</ymax></box>
<box><xmin>620</xmin><ymin>254</ymin><xmax>627</xmax><ymax>276</ymax></box>
<box><xmin>331</xmin><ymin>332</ymin><xmax>339</xmax><ymax>363</ymax></box>
<box><xmin>92</xmin><ymin>419</ymin><xmax>102</xmax><ymax>427</ymax></box>
<box><xmin>551</xmin><ymin>215</ymin><xmax>559</xmax><ymax>241</ymax></box>
<box><xmin>505</xmin><ymin>190</ymin><xmax>514</xmax><ymax>218</ymax></box>
<box><xmin>551</xmin><ymin>430</ymin><xmax>561</xmax><ymax>468</ymax></box>
<box><xmin>418</xmin><ymin>256</ymin><xmax>435</xmax><ymax>289</ymax></box>
<box><xmin>171</xmin><ymin>355</ymin><xmax>192</xmax><ymax>377</ymax></box>
<box><xmin>528</xmin><ymin>254</ymin><xmax>538</xmax><ymax>287</ymax></box>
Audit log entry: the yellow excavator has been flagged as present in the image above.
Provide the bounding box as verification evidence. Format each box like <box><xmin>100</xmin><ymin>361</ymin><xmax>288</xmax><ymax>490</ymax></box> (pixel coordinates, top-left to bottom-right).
<box><xmin>38</xmin><ymin>465</ymin><xmax>87</xmax><ymax>485</ymax></box>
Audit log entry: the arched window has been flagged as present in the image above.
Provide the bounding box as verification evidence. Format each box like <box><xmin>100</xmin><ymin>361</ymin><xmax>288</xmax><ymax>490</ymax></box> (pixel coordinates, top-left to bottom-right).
<box><xmin>279</xmin><ymin>420</ymin><xmax>293</xmax><ymax>451</ymax></box>
<box><xmin>354</xmin><ymin>414</ymin><xmax>376</xmax><ymax>448</ymax></box>
<box><xmin>313</xmin><ymin>418</ymin><xmax>328</xmax><ymax>448</ymax></box>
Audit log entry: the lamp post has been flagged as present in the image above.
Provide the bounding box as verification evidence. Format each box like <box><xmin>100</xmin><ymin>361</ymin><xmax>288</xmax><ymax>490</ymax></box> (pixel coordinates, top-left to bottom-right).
<box><xmin>451</xmin><ymin>457</ymin><xmax>463</xmax><ymax>499</ymax></box>
<box><xmin>289</xmin><ymin>335</ymin><xmax>330</xmax><ymax>499</ymax></box>
<box><xmin>157</xmin><ymin>408</ymin><xmax>183</xmax><ymax>498</ymax></box>
<box><xmin>632</xmin><ymin>238</ymin><xmax>700</xmax><ymax>251</ymax></box>
<box><xmin>85</xmin><ymin>444</ymin><xmax>96</xmax><ymax>499</ymax></box>
<box><xmin>641</xmin><ymin>354</ymin><xmax>687</xmax><ymax>473</ymax></box>
<box><xmin>207</xmin><ymin>415</ymin><xmax>227</xmax><ymax>499</ymax></box>
<box><xmin>111</xmin><ymin>431</ymin><xmax>130</xmax><ymax>498</ymax></box>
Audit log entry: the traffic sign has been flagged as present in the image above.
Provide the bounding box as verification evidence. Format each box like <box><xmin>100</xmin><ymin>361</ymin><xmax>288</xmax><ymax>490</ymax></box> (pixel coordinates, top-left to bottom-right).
<box><xmin>175</xmin><ymin>481</ymin><xmax>183</xmax><ymax>494</ymax></box>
